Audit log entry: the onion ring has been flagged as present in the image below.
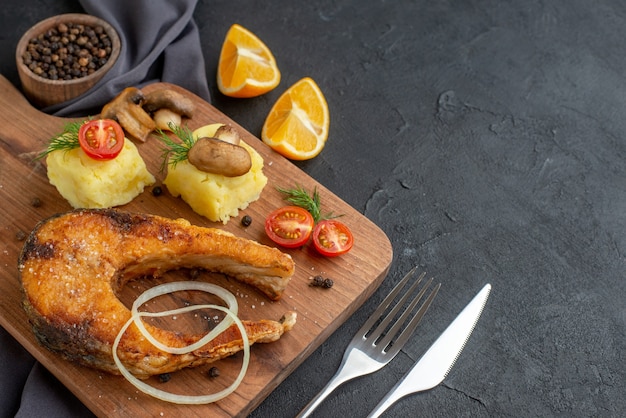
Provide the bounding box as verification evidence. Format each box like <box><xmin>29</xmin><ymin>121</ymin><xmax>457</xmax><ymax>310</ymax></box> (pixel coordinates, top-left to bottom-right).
<box><xmin>112</xmin><ymin>282</ymin><xmax>251</xmax><ymax>404</ymax></box>
<box><xmin>131</xmin><ymin>281</ymin><xmax>238</xmax><ymax>355</ymax></box>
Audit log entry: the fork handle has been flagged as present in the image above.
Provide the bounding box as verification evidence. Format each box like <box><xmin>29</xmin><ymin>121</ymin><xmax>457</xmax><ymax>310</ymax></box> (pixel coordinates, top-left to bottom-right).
<box><xmin>297</xmin><ymin>349</ymin><xmax>379</xmax><ymax>418</ymax></box>
<box><xmin>296</xmin><ymin>373</ymin><xmax>345</xmax><ymax>418</ymax></box>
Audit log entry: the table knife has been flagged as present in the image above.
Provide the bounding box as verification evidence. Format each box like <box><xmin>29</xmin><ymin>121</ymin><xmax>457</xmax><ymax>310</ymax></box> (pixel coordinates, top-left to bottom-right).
<box><xmin>367</xmin><ymin>283</ymin><xmax>491</xmax><ymax>417</ymax></box>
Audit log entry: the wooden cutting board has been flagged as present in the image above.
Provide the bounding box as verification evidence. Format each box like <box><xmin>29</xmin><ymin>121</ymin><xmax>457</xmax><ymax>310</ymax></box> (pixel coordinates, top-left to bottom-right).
<box><xmin>0</xmin><ymin>74</ymin><xmax>392</xmax><ymax>417</ymax></box>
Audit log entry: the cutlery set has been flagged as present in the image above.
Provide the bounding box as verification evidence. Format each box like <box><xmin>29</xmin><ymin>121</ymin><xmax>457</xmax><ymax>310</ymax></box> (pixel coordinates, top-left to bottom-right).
<box><xmin>298</xmin><ymin>268</ymin><xmax>491</xmax><ymax>417</ymax></box>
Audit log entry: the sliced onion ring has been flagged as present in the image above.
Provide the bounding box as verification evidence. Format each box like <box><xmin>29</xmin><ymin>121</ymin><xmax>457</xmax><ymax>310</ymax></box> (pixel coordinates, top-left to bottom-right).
<box><xmin>112</xmin><ymin>282</ymin><xmax>250</xmax><ymax>404</ymax></box>
<box><xmin>131</xmin><ymin>281</ymin><xmax>238</xmax><ymax>314</ymax></box>
<box><xmin>131</xmin><ymin>281</ymin><xmax>238</xmax><ymax>355</ymax></box>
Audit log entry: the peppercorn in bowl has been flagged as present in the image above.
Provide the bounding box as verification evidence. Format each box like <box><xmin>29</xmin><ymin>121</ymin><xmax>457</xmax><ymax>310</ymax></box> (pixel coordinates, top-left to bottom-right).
<box><xmin>16</xmin><ymin>13</ymin><xmax>120</xmax><ymax>108</ymax></box>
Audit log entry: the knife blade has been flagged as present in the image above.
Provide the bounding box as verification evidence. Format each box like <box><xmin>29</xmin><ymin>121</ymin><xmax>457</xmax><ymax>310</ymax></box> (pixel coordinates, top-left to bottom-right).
<box><xmin>367</xmin><ymin>283</ymin><xmax>491</xmax><ymax>417</ymax></box>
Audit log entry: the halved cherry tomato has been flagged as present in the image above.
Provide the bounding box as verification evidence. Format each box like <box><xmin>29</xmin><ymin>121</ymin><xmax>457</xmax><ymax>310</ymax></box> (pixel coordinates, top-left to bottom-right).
<box><xmin>265</xmin><ymin>206</ymin><xmax>315</xmax><ymax>248</ymax></box>
<box><xmin>312</xmin><ymin>219</ymin><xmax>354</xmax><ymax>257</ymax></box>
<box><xmin>78</xmin><ymin>119</ymin><xmax>125</xmax><ymax>160</ymax></box>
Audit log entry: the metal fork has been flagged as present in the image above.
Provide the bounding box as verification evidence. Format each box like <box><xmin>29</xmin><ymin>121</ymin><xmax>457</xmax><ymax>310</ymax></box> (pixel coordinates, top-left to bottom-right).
<box><xmin>296</xmin><ymin>268</ymin><xmax>441</xmax><ymax>418</ymax></box>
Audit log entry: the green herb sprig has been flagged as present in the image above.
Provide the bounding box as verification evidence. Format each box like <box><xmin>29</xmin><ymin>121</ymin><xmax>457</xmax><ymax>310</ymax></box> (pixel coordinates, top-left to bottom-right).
<box><xmin>155</xmin><ymin>123</ymin><xmax>197</xmax><ymax>172</ymax></box>
<box><xmin>35</xmin><ymin>120</ymin><xmax>85</xmax><ymax>160</ymax></box>
<box><xmin>277</xmin><ymin>184</ymin><xmax>340</xmax><ymax>223</ymax></box>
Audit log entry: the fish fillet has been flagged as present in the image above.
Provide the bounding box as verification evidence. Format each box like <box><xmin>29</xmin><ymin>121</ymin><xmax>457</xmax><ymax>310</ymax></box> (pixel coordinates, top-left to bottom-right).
<box><xmin>18</xmin><ymin>209</ymin><xmax>296</xmax><ymax>378</ymax></box>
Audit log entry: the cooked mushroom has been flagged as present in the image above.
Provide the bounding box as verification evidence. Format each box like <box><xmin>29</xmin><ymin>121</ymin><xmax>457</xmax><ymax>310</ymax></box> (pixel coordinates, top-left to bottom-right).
<box><xmin>143</xmin><ymin>89</ymin><xmax>195</xmax><ymax>131</ymax></box>
<box><xmin>101</xmin><ymin>87</ymin><xmax>156</xmax><ymax>142</ymax></box>
<box><xmin>144</xmin><ymin>89</ymin><xmax>195</xmax><ymax>116</ymax></box>
<box><xmin>187</xmin><ymin>137</ymin><xmax>252</xmax><ymax>177</ymax></box>
<box><xmin>213</xmin><ymin>124</ymin><xmax>241</xmax><ymax>145</ymax></box>
<box><xmin>152</xmin><ymin>108</ymin><xmax>183</xmax><ymax>131</ymax></box>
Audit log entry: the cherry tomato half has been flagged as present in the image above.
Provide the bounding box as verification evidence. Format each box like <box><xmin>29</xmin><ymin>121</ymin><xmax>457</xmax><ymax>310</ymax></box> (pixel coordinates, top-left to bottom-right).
<box><xmin>312</xmin><ymin>219</ymin><xmax>354</xmax><ymax>257</ymax></box>
<box><xmin>265</xmin><ymin>206</ymin><xmax>315</xmax><ymax>248</ymax></box>
<box><xmin>78</xmin><ymin>119</ymin><xmax>125</xmax><ymax>160</ymax></box>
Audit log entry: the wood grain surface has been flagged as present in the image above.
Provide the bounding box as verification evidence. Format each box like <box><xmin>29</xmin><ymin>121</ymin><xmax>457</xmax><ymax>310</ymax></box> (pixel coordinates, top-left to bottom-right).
<box><xmin>0</xmin><ymin>75</ymin><xmax>392</xmax><ymax>417</ymax></box>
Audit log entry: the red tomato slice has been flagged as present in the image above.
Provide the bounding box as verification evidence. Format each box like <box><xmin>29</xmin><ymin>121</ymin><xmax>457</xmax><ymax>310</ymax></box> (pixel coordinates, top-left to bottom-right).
<box><xmin>78</xmin><ymin>119</ymin><xmax>125</xmax><ymax>160</ymax></box>
<box><xmin>265</xmin><ymin>206</ymin><xmax>315</xmax><ymax>248</ymax></box>
<box><xmin>312</xmin><ymin>219</ymin><xmax>354</xmax><ymax>257</ymax></box>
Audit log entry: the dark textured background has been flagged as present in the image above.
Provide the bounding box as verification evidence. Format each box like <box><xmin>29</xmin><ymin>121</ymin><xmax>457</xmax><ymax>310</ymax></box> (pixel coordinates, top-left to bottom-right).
<box><xmin>1</xmin><ymin>1</ymin><xmax>624</xmax><ymax>417</ymax></box>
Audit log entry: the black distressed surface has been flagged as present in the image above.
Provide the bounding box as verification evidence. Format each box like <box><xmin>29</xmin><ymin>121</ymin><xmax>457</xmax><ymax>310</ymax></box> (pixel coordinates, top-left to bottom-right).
<box><xmin>1</xmin><ymin>1</ymin><xmax>624</xmax><ymax>417</ymax></box>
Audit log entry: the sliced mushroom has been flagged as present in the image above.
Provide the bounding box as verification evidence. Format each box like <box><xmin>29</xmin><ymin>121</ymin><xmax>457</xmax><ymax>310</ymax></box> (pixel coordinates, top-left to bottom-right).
<box><xmin>187</xmin><ymin>137</ymin><xmax>252</xmax><ymax>177</ymax></box>
<box><xmin>143</xmin><ymin>89</ymin><xmax>195</xmax><ymax>131</ymax></box>
<box><xmin>101</xmin><ymin>87</ymin><xmax>155</xmax><ymax>142</ymax></box>
<box><xmin>213</xmin><ymin>124</ymin><xmax>241</xmax><ymax>145</ymax></box>
<box><xmin>152</xmin><ymin>108</ymin><xmax>182</xmax><ymax>131</ymax></box>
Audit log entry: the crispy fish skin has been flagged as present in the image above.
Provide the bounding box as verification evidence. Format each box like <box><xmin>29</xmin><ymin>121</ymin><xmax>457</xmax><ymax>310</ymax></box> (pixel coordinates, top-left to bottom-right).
<box><xmin>18</xmin><ymin>209</ymin><xmax>296</xmax><ymax>378</ymax></box>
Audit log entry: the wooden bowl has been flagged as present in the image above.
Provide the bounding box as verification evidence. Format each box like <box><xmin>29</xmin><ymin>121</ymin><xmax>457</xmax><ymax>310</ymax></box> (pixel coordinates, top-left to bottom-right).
<box><xmin>15</xmin><ymin>13</ymin><xmax>120</xmax><ymax>108</ymax></box>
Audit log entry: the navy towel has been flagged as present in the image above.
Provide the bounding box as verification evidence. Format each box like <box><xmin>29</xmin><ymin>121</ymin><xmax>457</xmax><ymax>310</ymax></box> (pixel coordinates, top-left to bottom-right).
<box><xmin>46</xmin><ymin>0</ymin><xmax>210</xmax><ymax>117</ymax></box>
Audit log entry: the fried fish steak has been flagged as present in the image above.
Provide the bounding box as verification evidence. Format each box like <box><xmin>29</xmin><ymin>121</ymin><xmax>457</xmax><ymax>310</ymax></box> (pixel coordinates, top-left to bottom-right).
<box><xmin>18</xmin><ymin>209</ymin><xmax>296</xmax><ymax>378</ymax></box>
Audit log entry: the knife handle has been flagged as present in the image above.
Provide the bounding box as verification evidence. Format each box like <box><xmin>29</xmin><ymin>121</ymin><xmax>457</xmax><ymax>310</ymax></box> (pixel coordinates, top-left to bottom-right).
<box><xmin>366</xmin><ymin>375</ymin><xmax>419</xmax><ymax>418</ymax></box>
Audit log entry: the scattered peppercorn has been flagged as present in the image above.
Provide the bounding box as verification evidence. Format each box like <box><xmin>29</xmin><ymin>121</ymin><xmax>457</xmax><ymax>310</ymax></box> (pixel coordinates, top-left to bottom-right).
<box><xmin>158</xmin><ymin>373</ymin><xmax>171</xmax><ymax>383</ymax></box>
<box><xmin>310</xmin><ymin>275</ymin><xmax>334</xmax><ymax>289</ymax></box>
<box><xmin>241</xmin><ymin>214</ymin><xmax>252</xmax><ymax>227</ymax></box>
<box><xmin>30</xmin><ymin>197</ymin><xmax>42</xmax><ymax>207</ymax></box>
<box><xmin>151</xmin><ymin>185</ymin><xmax>163</xmax><ymax>196</ymax></box>
<box><xmin>311</xmin><ymin>275</ymin><xmax>324</xmax><ymax>287</ymax></box>
<box><xmin>208</xmin><ymin>366</ymin><xmax>220</xmax><ymax>378</ymax></box>
<box><xmin>22</xmin><ymin>22</ymin><xmax>112</xmax><ymax>80</ymax></box>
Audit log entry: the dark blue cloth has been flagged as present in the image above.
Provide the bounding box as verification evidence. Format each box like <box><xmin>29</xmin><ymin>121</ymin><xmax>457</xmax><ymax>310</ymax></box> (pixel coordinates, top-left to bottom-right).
<box><xmin>45</xmin><ymin>0</ymin><xmax>210</xmax><ymax>117</ymax></box>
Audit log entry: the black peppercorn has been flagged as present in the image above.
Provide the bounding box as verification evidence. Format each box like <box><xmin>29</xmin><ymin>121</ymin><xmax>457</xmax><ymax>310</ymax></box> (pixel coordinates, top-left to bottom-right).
<box><xmin>241</xmin><ymin>215</ymin><xmax>252</xmax><ymax>227</ymax></box>
<box><xmin>23</xmin><ymin>21</ymin><xmax>112</xmax><ymax>80</ymax></box>
<box><xmin>208</xmin><ymin>367</ymin><xmax>220</xmax><ymax>378</ymax></box>
<box><xmin>311</xmin><ymin>275</ymin><xmax>325</xmax><ymax>287</ymax></box>
<box><xmin>310</xmin><ymin>275</ymin><xmax>333</xmax><ymax>289</ymax></box>
<box><xmin>151</xmin><ymin>185</ymin><xmax>163</xmax><ymax>196</ymax></box>
<box><xmin>158</xmin><ymin>373</ymin><xmax>171</xmax><ymax>383</ymax></box>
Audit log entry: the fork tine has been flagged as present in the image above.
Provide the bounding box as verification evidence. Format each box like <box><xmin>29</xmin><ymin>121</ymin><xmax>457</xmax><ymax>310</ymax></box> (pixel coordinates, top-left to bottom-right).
<box><xmin>368</xmin><ymin>274</ymin><xmax>429</xmax><ymax>342</ymax></box>
<box><xmin>357</xmin><ymin>267</ymin><xmax>423</xmax><ymax>338</ymax></box>
<box><xmin>374</xmin><ymin>276</ymin><xmax>434</xmax><ymax>350</ymax></box>
<box><xmin>378</xmin><ymin>281</ymin><xmax>441</xmax><ymax>355</ymax></box>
